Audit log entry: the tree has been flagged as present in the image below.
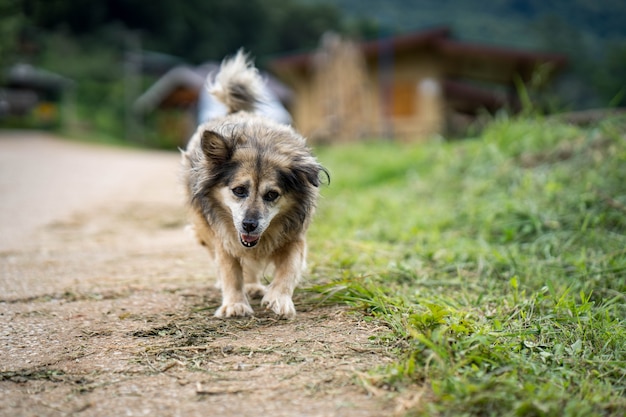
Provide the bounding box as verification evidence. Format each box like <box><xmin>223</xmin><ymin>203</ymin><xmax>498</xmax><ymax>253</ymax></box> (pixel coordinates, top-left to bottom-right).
<box><xmin>596</xmin><ymin>42</ymin><xmax>626</xmax><ymax>107</ymax></box>
<box><xmin>0</xmin><ymin>0</ymin><xmax>26</xmax><ymax>71</ymax></box>
<box><xmin>18</xmin><ymin>0</ymin><xmax>345</xmax><ymax>63</ymax></box>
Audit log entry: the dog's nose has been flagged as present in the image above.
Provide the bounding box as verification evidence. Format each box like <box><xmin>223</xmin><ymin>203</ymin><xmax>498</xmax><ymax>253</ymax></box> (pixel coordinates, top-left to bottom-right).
<box><xmin>242</xmin><ymin>218</ymin><xmax>258</xmax><ymax>233</ymax></box>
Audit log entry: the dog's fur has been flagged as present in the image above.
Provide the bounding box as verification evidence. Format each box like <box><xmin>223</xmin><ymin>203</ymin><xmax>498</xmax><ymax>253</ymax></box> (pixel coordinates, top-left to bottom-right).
<box><xmin>181</xmin><ymin>51</ymin><xmax>327</xmax><ymax>318</ymax></box>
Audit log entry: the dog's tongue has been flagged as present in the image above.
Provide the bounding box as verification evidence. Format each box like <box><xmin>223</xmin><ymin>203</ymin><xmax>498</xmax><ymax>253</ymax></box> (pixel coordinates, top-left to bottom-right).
<box><xmin>241</xmin><ymin>234</ymin><xmax>258</xmax><ymax>243</ymax></box>
<box><xmin>240</xmin><ymin>234</ymin><xmax>260</xmax><ymax>248</ymax></box>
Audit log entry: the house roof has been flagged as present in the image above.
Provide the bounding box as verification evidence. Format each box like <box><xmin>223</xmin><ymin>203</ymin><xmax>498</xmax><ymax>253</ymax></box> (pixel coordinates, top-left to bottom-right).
<box><xmin>125</xmin><ymin>50</ymin><xmax>185</xmax><ymax>75</ymax></box>
<box><xmin>133</xmin><ymin>65</ymin><xmax>212</xmax><ymax>114</ymax></box>
<box><xmin>5</xmin><ymin>64</ymin><xmax>74</xmax><ymax>92</ymax></box>
<box><xmin>270</xmin><ymin>26</ymin><xmax>567</xmax><ymax>84</ymax></box>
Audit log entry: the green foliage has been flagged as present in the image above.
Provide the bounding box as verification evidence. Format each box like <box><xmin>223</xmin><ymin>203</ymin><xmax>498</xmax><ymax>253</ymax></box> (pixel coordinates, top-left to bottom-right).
<box><xmin>306</xmin><ymin>115</ymin><xmax>626</xmax><ymax>416</ymax></box>
<box><xmin>20</xmin><ymin>0</ymin><xmax>344</xmax><ymax>62</ymax></box>
<box><xmin>316</xmin><ymin>0</ymin><xmax>626</xmax><ymax>46</ymax></box>
<box><xmin>0</xmin><ymin>0</ymin><xmax>25</xmax><ymax>69</ymax></box>
<box><xmin>595</xmin><ymin>42</ymin><xmax>626</xmax><ymax>107</ymax></box>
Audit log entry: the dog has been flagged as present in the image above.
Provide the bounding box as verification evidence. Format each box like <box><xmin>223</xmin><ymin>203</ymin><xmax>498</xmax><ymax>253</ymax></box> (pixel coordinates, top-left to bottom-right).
<box><xmin>181</xmin><ymin>50</ymin><xmax>328</xmax><ymax>318</ymax></box>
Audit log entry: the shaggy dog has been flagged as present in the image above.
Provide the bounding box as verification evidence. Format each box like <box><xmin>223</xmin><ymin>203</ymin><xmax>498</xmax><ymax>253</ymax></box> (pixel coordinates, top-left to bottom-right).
<box><xmin>181</xmin><ymin>51</ymin><xmax>327</xmax><ymax>318</ymax></box>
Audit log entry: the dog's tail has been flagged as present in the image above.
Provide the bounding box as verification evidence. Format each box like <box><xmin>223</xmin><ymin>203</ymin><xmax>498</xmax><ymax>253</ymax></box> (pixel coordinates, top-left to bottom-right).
<box><xmin>209</xmin><ymin>49</ymin><xmax>265</xmax><ymax>114</ymax></box>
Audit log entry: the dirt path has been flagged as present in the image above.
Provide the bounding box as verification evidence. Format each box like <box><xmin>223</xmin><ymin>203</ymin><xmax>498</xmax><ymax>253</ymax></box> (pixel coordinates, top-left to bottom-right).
<box><xmin>0</xmin><ymin>132</ymin><xmax>396</xmax><ymax>416</ymax></box>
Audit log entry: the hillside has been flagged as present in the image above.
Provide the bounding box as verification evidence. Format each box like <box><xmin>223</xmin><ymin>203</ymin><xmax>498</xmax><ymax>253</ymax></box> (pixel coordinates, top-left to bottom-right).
<box><xmin>306</xmin><ymin>0</ymin><xmax>626</xmax><ymax>50</ymax></box>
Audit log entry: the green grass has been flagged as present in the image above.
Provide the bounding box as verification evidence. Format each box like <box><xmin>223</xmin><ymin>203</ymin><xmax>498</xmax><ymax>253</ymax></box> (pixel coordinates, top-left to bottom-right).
<box><xmin>305</xmin><ymin>114</ymin><xmax>626</xmax><ymax>416</ymax></box>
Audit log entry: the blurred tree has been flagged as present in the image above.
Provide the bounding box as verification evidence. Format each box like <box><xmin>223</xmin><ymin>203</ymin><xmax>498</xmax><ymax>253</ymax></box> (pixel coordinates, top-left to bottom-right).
<box><xmin>23</xmin><ymin>0</ymin><xmax>107</xmax><ymax>33</ymax></box>
<box><xmin>0</xmin><ymin>0</ymin><xmax>25</xmax><ymax>70</ymax></box>
<box><xmin>19</xmin><ymin>0</ymin><xmax>344</xmax><ymax>63</ymax></box>
<box><xmin>595</xmin><ymin>42</ymin><xmax>626</xmax><ymax>107</ymax></box>
<box><xmin>531</xmin><ymin>15</ymin><xmax>598</xmax><ymax>109</ymax></box>
<box><xmin>265</xmin><ymin>1</ymin><xmax>341</xmax><ymax>53</ymax></box>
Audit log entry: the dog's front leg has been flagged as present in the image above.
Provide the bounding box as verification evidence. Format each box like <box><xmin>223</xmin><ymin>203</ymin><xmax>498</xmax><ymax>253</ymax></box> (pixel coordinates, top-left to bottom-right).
<box><xmin>262</xmin><ymin>239</ymin><xmax>306</xmax><ymax>318</ymax></box>
<box><xmin>214</xmin><ymin>250</ymin><xmax>253</xmax><ymax>318</ymax></box>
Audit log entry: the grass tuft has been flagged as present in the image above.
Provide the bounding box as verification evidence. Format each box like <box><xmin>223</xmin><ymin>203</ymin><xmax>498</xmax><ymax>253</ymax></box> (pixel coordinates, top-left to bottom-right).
<box><xmin>307</xmin><ymin>115</ymin><xmax>626</xmax><ymax>416</ymax></box>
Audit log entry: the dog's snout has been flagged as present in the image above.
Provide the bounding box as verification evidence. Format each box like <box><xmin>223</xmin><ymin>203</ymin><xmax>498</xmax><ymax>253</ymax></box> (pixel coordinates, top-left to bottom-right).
<box><xmin>242</xmin><ymin>218</ymin><xmax>258</xmax><ymax>233</ymax></box>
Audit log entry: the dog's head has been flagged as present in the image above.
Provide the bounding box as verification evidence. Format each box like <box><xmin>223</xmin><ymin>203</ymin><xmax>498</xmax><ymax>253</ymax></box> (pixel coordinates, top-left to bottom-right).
<box><xmin>197</xmin><ymin>123</ymin><xmax>328</xmax><ymax>249</ymax></box>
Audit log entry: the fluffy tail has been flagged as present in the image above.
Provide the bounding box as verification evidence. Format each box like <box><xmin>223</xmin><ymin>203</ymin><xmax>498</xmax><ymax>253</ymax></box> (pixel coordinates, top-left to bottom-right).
<box><xmin>208</xmin><ymin>49</ymin><xmax>266</xmax><ymax>114</ymax></box>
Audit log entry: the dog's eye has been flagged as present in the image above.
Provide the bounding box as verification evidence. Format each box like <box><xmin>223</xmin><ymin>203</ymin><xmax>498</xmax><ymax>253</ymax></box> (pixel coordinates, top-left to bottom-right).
<box><xmin>232</xmin><ymin>186</ymin><xmax>248</xmax><ymax>198</ymax></box>
<box><xmin>263</xmin><ymin>191</ymin><xmax>280</xmax><ymax>202</ymax></box>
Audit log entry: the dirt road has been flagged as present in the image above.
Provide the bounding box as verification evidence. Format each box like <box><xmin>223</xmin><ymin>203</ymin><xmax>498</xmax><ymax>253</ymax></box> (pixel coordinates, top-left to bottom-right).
<box><xmin>0</xmin><ymin>132</ymin><xmax>396</xmax><ymax>416</ymax></box>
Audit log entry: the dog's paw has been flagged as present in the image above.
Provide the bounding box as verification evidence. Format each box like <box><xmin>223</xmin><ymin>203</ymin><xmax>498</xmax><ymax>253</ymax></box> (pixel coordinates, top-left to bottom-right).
<box><xmin>244</xmin><ymin>283</ymin><xmax>267</xmax><ymax>299</ymax></box>
<box><xmin>214</xmin><ymin>302</ymin><xmax>254</xmax><ymax>318</ymax></box>
<box><xmin>261</xmin><ymin>292</ymin><xmax>296</xmax><ymax>319</ymax></box>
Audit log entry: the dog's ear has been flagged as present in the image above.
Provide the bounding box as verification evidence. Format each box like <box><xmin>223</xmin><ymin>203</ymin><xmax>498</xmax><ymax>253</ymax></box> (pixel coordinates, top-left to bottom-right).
<box><xmin>201</xmin><ymin>130</ymin><xmax>232</xmax><ymax>164</ymax></box>
<box><xmin>281</xmin><ymin>160</ymin><xmax>330</xmax><ymax>191</ymax></box>
<box><xmin>295</xmin><ymin>163</ymin><xmax>329</xmax><ymax>188</ymax></box>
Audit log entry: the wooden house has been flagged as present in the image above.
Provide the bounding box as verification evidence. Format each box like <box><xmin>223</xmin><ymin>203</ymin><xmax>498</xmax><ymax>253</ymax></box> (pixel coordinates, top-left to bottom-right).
<box><xmin>269</xmin><ymin>27</ymin><xmax>567</xmax><ymax>142</ymax></box>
